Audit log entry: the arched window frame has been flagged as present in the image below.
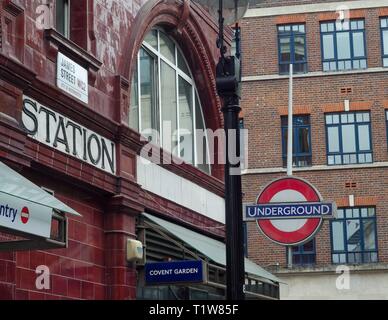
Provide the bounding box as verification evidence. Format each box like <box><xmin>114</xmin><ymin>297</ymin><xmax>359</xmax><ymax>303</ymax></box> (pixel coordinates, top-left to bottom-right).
<box><xmin>130</xmin><ymin>28</ymin><xmax>212</xmax><ymax>174</ymax></box>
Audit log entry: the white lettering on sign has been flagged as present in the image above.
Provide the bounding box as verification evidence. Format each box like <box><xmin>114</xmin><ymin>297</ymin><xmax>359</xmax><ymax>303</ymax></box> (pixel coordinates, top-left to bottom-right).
<box><xmin>22</xmin><ymin>96</ymin><xmax>116</xmax><ymax>175</ymax></box>
<box><xmin>57</xmin><ymin>52</ymin><xmax>88</xmax><ymax>104</ymax></box>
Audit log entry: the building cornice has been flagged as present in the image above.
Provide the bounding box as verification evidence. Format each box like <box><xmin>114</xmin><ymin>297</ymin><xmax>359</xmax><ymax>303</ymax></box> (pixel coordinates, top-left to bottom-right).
<box><xmin>245</xmin><ymin>0</ymin><xmax>388</xmax><ymax>19</ymax></box>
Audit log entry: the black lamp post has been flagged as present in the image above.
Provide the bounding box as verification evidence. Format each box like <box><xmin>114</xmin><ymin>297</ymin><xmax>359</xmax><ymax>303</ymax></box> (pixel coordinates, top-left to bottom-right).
<box><xmin>193</xmin><ymin>0</ymin><xmax>249</xmax><ymax>300</ymax></box>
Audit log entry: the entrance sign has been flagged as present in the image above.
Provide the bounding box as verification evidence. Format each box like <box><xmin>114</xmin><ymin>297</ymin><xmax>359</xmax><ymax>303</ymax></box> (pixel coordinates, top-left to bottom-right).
<box><xmin>246</xmin><ymin>177</ymin><xmax>335</xmax><ymax>246</ymax></box>
<box><xmin>0</xmin><ymin>192</ymin><xmax>52</xmax><ymax>238</ymax></box>
<box><xmin>22</xmin><ymin>96</ymin><xmax>116</xmax><ymax>175</ymax></box>
<box><xmin>145</xmin><ymin>260</ymin><xmax>206</xmax><ymax>285</ymax></box>
<box><xmin>57</xmin><ymin>52</ymin><xmax>88</xmax><ymax>104</ymax></box>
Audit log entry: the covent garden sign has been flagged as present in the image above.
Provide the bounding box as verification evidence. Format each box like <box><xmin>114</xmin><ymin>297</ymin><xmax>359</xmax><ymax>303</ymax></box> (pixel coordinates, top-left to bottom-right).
<box><xmin>21</xmin><ymin>96</ymin><xmax>116</xmax><ymax>175</ymax></box>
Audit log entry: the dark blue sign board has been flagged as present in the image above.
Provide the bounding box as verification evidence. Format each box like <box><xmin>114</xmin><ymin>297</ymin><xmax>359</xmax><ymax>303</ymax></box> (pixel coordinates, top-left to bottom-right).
<box><xmin>145</xmin><ymin>260</ymin><xmax>205</xmax><ymax>285</ymax></box>
<box><xmin>245</xmin><ymin>202</ymin><xmax>335</xmax><ymax>220</ymax></box>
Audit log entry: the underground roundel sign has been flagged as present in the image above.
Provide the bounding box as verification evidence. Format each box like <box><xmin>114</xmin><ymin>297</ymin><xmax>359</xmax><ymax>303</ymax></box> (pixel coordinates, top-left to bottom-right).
<box><xmin>246</xmin><ymin>177</ymin><xmax>335</xmax><ymax>246</ymax></box>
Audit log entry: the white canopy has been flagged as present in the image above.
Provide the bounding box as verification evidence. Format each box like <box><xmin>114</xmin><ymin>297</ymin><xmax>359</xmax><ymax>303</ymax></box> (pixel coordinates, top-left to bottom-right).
<box><xmin>0</xmin><ymin>161</ymin><xmax>80</xmax><ymax>239</ymax></box>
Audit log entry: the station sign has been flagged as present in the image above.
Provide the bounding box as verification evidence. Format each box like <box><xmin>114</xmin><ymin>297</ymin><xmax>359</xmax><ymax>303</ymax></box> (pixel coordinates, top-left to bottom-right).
<box><xmin>246</xmin><ymin>202</ymin><xmax>335</xmax><ymax>219</ymax></box>
<box><xmin>21</xmin><ymin>96</ymin><xmax>116</xmax><ymax>175</ymax></box>
<box><xmin>57</xmin><ymin>52</ymin><xmax>88</xmax><ymax>104</ymax></box>
<box><xmin>145</xmin><ymin>260</ymin><xmax>206</xmax><ymax>285</ymax></box>
<box><xmin>245</xmin><ymin>177</ymin><xmax>336</xmax><ymax>246</ymax></box>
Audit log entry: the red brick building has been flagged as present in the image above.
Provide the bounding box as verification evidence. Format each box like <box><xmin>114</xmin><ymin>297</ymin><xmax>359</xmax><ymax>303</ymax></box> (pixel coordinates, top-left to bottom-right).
<box><xmin>0</xmin><ymin>0</ymin><xmax>279</xmax><ymax>300</ymax></box>
<box><xmin>241</xmin><ymin>0</ymin><xmax>388</xmax><ymax>299</ymax></box>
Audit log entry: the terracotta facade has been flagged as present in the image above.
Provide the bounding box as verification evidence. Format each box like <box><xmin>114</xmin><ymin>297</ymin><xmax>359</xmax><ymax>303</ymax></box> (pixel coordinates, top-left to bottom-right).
<box><xmin>0</xmin><ymin>0</ymin><xmax>227</xmax><ymax>300</ymax></box>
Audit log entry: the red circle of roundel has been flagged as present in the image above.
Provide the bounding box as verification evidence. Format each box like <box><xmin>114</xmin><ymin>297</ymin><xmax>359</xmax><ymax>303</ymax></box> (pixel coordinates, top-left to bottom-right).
<box><xmin>21</xmin><ymin>206</ymin><xmax>29</xmax><ymax>224</ymax></box>
<box><xmin>256</xmin><ymin>178</ymin><xmax>322</xmax><ymax>246</ymax></box>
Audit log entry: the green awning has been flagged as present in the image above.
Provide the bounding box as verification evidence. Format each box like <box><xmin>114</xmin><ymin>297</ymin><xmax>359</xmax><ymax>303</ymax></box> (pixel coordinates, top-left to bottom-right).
<box><xmin>142</xmin><ymin>212</ymin><xmax>280</xmax><ymax>284</ymax></box>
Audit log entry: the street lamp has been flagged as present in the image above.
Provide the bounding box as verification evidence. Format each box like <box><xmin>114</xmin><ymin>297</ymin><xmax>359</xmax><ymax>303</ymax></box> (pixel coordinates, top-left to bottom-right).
<box><xmin>193</xmin><ymin>0</ymin><xmax>249</xmax><ymax>300</ymax></box>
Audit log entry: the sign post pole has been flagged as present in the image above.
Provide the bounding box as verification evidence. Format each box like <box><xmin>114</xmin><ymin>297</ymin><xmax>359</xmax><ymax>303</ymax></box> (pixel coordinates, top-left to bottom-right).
<box><xmin>287</xmin><ymin>63</ymin><xmax>293</xmax><ymax>177</ymax></box>
<box><xmin>287</xmin><ymin>63</ymin><xmax>294</xmax><ymax>268</ymax></box>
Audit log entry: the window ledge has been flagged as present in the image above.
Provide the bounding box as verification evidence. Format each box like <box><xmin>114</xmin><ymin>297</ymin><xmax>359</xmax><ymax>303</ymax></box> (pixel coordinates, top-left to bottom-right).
<box><xmin>242</xmin><ymin>67</ymin><xmax>388</xmax><ymax>82</ymax></box>
<box><xmin>44</xmin><ymin>28</ymin><xmax>102</xmax><ymax>73</ymax></box>
<box><xmin>242</xmin><ymin>161</ymin><xmax>388</xmax><ymax>175</ymax></box>
<box><xmin>271</xmin><ymin>263</ymin><xmax>388</xmax><ymax>275</ymax></box>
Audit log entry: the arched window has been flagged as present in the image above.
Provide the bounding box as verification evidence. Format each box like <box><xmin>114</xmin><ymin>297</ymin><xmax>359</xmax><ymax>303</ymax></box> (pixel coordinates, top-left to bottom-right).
<box><xmin>129</xmin><ymin>28</ymin><xmax>211</xmax><ymax>174</ymax></box>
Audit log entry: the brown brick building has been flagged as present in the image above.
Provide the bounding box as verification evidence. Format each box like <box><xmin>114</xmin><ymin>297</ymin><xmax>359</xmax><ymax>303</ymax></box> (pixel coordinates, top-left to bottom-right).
<box><xmin>241</xmin><ymin>0</ymin><xmax>388</xmax><ymax>299</ymax></box>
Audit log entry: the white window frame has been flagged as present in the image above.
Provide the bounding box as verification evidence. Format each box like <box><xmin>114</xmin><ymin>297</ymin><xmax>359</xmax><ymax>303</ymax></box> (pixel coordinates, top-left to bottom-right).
<box><xmin>130</xmin><ymin>28</ymin><xmax>212</xmax><ymax>174</ymax></box>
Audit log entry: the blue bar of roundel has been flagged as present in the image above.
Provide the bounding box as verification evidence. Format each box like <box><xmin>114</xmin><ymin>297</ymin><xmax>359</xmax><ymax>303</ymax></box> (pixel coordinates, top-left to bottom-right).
<box><xmin>145</xmin><ymin>260</ymin><xmax>204</xmax><ymax>285</ymax></box>
<box><xmin>245</xmin><ymin>203</ymin><xmax>334</xmax><ymax>219</ymax></box>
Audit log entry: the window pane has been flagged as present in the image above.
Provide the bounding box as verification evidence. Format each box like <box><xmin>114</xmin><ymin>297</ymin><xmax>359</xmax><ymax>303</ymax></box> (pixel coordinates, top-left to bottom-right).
<box><xmin>383</xmin><ymin>30</ymin><xmax>388</xmax><ymax>55</ymax></box>
<box><xmin>352</xmin><ymin>32</ymin><xmax>365</xmax><ymax>57</ymax></box>
<box><xmin>322</xmin><ymin>34</ymin><xmax>335</xmax><ymax>59</ymax></box>
<box><xmin>358</xmin><ymin>125</ymin><xmax>370</xmax><ymax>151</ymax></box>
<box><xmin>140</xmin><ymin>48</ymin><xmax>157</xmax><ymax>141</ymax></box>
<box><xmin>159</xmin><ymin>32</ymin><xmax>176</xmax><ymax>64</ymax></box>
<box><xmin>328</xmin><ymin>126</ymin><xmax>340</xmax><ymax>152</ymax></box>
<box><xmin>303</xmin><ymin>240</ymin><xmax>314</xmax><ymax>252</ymax></box>
<box><xmin>294</xmin><ymin>36</ymin><xmax>306</xmax><ymax>62</ymax></box>
<box><xmin>279</xmin><ymin>37</ymin><xmax>291</xmax><ymax>62</ymax></box>
<box><xmin>129</xmin><ymin>63</ymin><xmax>139</xmax><ymax>131</ymax></box>
<box><xmin>297</xmin><ymin>127</ymin><xmax>310</xmax><ymax>153</ymax></box>
<box><xmin>341</xmin><ymin>124</ymin><xmax>356</xmax><ymax>153</ymax></box>
<box><xmin>177</xmin><ymin>49</ymin><xmax>190</xmax><ymax>75</ymax></box>
<box><xmin>332</xmin><ymin>221</ymin><xmax>345</xmax><ymax>251</ymax></box>
<box><xmin>144</xmin><ymin>30</ymin><xmax>158</xmax><ymax>50</ymax></box>
<box><xmin>195</xmin><ymin>95</ymin><xmax>210</xmax><ymax>173</ymax></box>
<box><xmin>56</xmin><ymin>0</ymin><xmax>70</xmax><ymax>38</ymax></box>
<box><xmin>161</xmin><ymin>61</ymin><xmax>177</xmax><ymax>153</ymax></box>
<box><xmin>346</xmin><ymin>220</ymin><xmax>361</xmax><ymax>252</ymax></box>
<box><xmin>337</xmin><ymin>32</ymin><xmax>351</xmax><ymax>60</ymax></box>
<box><xmin>178</xmin><ymin>77</ymin><xmax>194</xmax><ymax>164</ymax></box>
<box><xmin>363</xmin><ymin>220</ymin><xmax>376</xmax><ymax>250</ymax></box>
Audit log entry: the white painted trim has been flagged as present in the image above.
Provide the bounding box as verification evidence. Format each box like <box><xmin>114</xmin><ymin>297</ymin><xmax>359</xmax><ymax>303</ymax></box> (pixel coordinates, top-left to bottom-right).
<box><xmin>344</xmin><ymin>99</ymin><xmax>350</xmax><ymax>111</ymax></box>
<box><xmin>241</xmin><ymin>162</ymin><xmax>388</xmax><ymax>175</ymax></box>
<box><xmin>349</xmin><ymin>194</ymin><xmax>355</xmax><ymax>207</ymax></box>
<box><xmin>137</xmin><ymin>156</ymin><xmax>225</xmax><ymax>223</ymax></box>
<box><xmin>245</xmin><ymin>0</ymin><xmax>388</xmax><ymax>18</ymax></box>
<box><xmin>242</xmin><ymin>67</ymin><xmax>388</xmax><ymax>82</ymax></box>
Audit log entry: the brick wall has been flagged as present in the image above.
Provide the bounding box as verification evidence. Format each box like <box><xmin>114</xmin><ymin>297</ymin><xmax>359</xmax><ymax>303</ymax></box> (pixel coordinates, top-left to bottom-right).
<box><xmin>241</xmin><ymin>3</ymin><xmax>388</xmax><ymax>270</ymax></box>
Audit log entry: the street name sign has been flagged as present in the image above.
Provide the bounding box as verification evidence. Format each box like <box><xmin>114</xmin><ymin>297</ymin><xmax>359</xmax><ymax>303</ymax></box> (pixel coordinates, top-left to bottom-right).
<box><xmin>145</xmin><ymin>260</ymin><xmax>206</xmax><ymax>285</ymax></box>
